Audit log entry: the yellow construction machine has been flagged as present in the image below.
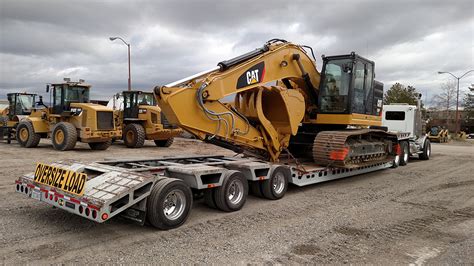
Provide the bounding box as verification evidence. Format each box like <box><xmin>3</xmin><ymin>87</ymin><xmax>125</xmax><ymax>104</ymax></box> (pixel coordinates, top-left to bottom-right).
<box><xmin>154</xmin><ymin>39</ymin><xmax>401</xmax><ymax>168</ymax></box>
<box><xmin>111</xmin><ymin>90</ymin><xmax>182</xmax><ymax>148</ymax></box>
<box><xmin>427</xmin><ymin>125</ymin><xmax>449</xmax><ymax>143</ymax></box>
<box><xmin>16</xmin><ymin>79</ymin><xmax>121</xmax><ymax>150</ymax></box>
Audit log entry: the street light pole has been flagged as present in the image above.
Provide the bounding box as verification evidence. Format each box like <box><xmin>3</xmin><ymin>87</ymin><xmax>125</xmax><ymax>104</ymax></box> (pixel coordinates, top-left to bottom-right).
<box><xmin>438</xmin><ymin>70</ymin><xmax>474</xmax><ymax>133</ymax></box>
<box><xmin>110</xmin><ymin>36</ymin><xmax>132</xmax><ymax>91</ymax></box>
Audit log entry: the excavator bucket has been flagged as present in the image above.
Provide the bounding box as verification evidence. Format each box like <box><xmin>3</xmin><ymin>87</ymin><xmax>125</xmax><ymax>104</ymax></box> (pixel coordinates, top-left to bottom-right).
<box><xmin>235</xmin><ymin>86</ymin><xmax>305</xmax><ymax>158</ymax></box>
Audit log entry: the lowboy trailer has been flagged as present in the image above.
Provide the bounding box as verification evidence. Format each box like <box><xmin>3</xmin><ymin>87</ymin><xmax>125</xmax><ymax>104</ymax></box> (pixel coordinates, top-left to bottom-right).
<box><xmin>15</xmin><ymin>147</ymin><xmax>404</xmax><ymax>230</ymax></box>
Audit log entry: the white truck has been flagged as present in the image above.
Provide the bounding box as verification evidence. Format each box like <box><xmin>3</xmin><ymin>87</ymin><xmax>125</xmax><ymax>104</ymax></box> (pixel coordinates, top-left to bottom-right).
<box><xmin>382</xmin><ymin>94</ymin><xmax>431</xmax><ymax>165</ymax></box>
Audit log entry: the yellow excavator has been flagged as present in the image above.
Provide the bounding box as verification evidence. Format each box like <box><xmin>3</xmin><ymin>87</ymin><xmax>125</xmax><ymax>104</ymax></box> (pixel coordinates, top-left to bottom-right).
<box><xmin>154</xmin><ymin>39</ymin><xmax>398</xmax><ymax>168</ymax></box>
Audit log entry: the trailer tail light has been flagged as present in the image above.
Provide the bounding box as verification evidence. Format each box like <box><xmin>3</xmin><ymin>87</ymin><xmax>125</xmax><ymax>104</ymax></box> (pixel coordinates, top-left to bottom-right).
<box><xmin>394</xmin><ymin>144</ymin><xmax>401</xmax><ymax>155</ymax></box>
<box><xmin>102</xmin><ymin>213</ymin><xmax>109</xmax><ymax>221</ymax></box>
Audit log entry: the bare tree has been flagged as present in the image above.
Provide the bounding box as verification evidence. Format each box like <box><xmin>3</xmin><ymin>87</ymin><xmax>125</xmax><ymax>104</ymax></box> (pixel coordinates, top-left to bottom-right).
<box><xmin>431</xmin><ymin>81</ymin><xmax>457</xmax><ymax>128</ymax></box>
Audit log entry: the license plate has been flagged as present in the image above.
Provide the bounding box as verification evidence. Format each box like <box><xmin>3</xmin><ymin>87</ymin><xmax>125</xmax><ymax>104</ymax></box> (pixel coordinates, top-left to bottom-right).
<box><xmin>33</xmin><ymin>163</ymin><xmax>87</xmax><ymax>196</ymax></box>
<box><xmin>31</xmin><ymin>189</ymin><xmax>41</xmax><ymax>201</ymax></box>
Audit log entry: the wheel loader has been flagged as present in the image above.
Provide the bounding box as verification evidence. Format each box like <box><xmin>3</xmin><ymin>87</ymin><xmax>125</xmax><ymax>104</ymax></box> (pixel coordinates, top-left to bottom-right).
<box><xmin>109</xmin><ymin>90</ymin><xmax>182</xmax><ymax>148</ymax></box>
<box><xmin>1</xmin><ymin>92</ymin><xmax>39</xmax><ymax>141</ymax></box>
<box><xmin>154</xmin><ymin>39</ymin><xmax>401</xmax><ymax>168</ymax></box>
<box><xmin>16</xmin><ymin>79</ymin><xmax>122</xmax><ymax>150</ymax></box>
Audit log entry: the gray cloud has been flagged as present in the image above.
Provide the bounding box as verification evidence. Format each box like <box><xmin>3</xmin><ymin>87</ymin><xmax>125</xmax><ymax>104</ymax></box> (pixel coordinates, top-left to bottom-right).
<box><xmin>1</xmin><ymin>0</ymin><xmax>473</xmax><ymax>103</ymax></box>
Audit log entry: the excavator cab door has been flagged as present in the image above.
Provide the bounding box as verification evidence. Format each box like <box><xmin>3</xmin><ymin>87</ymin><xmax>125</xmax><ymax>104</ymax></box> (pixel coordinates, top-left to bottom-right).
<box><xmin>123</xmin><ymin>91</ymin><xmax>140</xmax><ymax>119</ymax></box>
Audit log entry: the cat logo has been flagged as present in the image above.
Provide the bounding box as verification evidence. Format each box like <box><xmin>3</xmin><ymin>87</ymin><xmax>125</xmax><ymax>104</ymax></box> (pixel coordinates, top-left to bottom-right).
<box><xmin>236</xmin><ymin>62</ymin><xmax>265</xmax><ymax>89</ymax></box>
<box><xmin>246</xmin><ymin>69</ymin><xmax>260</xmax><ymax>85</ymax></box>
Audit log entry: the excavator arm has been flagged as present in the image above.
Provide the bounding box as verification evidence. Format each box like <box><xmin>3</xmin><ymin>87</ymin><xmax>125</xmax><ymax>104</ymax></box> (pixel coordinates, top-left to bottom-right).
<box><xmin>154</xmin><ymin>40</ymin><xmax>321</xmax><ymax>161</ymax></box>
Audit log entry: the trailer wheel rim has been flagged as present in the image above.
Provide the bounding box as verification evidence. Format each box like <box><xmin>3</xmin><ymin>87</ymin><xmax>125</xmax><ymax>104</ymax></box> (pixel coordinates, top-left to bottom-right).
<box><xmin>227</xmin><ymin>178</ymin><xmax>244</xmax><ymax>205</ymax></box>
<box><xmin>55</xmin><ymin>129</ymin><xmax>64</xmax><ymax>144</ymax></box>
<box><xmin>19</xmin><ymin>127</ymin><xmax>29</xmax><ymax>142</ymax></box>
<box><xmin>273</xmin><ymin>171</ymin><xmax>286</xmax><ymax>195</ymax></box>
<box><xmin>162</xmin><ymin>189</ymin><xmax>186</xmax><ymax>221</ymax></box>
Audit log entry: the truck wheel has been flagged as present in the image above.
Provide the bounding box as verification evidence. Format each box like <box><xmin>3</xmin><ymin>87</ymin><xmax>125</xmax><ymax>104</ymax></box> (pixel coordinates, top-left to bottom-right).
<box><xmin>399</xmin><ymin>141</ymin><xmax>409</xmax><ymax>166</ymax></box>
<box><xmin>262</xmin><ymin>167</ymin><xmax>289</xmax><ymax>200</ymax></box>
<box><xmin>154</xmin><ymin>137</ymin><xmax>174</xmax><ymax>147</ymax></box>
<box><xmin>146</xmin><ymin>178</ymin><xmax>192</xmax><ymax>230</ymax></box>
<box><xmin>419</xmin><ymin>139</ymin><xmax>431</xmax><ymax>160</ymax></box>
<box><xmin>123</xmin><ymin>123</ymin><xmax>145</xmax><ymax>148</ymax></box>
<box><xmin>16</xmin><ymin>121</ymin><xmax>41</xmax><ymax>148</ymax></box>
<box><xmin>52</xmin><ymin>122</ymin><xmax>77</xmax><ymax>151</ymax></box>
<box><xmin>213</xmin><ymin>170</ymin><xmax>248</xmax><ymax>212</ymax></box>
<box><xmin>89</xmin><ymin>140</ymin><xmax>112</xmax><ymax>150</ymax></box>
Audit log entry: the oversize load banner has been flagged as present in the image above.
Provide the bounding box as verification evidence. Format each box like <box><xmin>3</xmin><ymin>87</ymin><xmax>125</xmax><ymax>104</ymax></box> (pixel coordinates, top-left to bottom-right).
<box><xmin>34</xmin><ymin>163</ymin><xmax>87</xmax><ymax>196</ymax></box>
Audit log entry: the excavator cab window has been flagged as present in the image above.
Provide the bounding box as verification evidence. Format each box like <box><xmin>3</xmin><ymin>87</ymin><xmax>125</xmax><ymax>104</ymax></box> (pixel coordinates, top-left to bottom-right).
<box><xmin>319</xmin><ymin>54</ymin><xmax>377</xmax><ymax>116</ymax></box>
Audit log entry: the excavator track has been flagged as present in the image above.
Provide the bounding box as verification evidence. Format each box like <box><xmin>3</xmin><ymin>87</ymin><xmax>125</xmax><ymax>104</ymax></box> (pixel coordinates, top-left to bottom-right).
<box><xmin>313</xmin><ymin>129</ymin><xmax>394</xmax><ymax>168</ymax></box>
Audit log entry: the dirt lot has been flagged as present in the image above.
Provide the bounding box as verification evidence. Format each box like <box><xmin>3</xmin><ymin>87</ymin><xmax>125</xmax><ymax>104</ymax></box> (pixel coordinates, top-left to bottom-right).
<box><xmin>0</xmin><ymin>138</ymin><xmax>473</xmax><ymax>264</ymax></box>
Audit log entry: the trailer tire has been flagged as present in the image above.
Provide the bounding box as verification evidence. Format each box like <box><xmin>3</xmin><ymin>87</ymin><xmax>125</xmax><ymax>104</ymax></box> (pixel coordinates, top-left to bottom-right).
<box><xmin>16</xmin><ymin>121</ymin><xmax>41</xmax><ymax>148</ymax></box>
<box><xmin>89</xmin><ymin>140</ymin><xmax>112</xmax><ymax>150</ymax></box>
<box><xmin>154</xmin><ymin>137</ymin><xmax>174</xmax><ymax>147</ymax></box>
<box><xmin>262</xmin><ymin>167</ymin><xmax>289</xmax><ymax>200</ymax></box>
<box><xmin>213</xmin><ymin>170</ymin><xmax>248</xmax><ymax>212</ymax></box>
<box><xmin>419</xmin><ymin>139</ymin><xmax>431</xmax><ymax>160</ymax></box>
<box><xmin>123</xmin><ymin>123</ymin><xmax>145</xmax><ymax>148</ymax></box>
<box><xmin>146</xmin><ymin>178</ymin><xmax>192</xmax><ymax>230</ymax></box>
<box><xmin>249</xmin><ymin>181</ymin><xmax>264</xmax><ymax>198</ymax></box>
<box><xmin>204</xmin><ymin>189</ymin><xmax>217</xmax><ymax>209</ymax></box>
<box><xmin>399</xmin><ymin>141</ymin><xmax>409</xmax><ymax>166</ymax></box>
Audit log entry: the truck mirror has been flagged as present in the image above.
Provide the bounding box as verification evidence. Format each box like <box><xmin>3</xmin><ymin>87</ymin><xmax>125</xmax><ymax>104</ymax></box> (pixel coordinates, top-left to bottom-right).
<box><xmin>46</xmin><ymin>85</ymin><xmax>50</xmax><ymax>92</ymax></box>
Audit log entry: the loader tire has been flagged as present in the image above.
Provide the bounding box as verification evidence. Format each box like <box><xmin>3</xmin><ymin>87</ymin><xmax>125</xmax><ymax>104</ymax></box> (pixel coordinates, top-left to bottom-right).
<box><xmin>154</xmin><ymin>137</ymin><xmax>174</xmax><ymax>147</ymax></box>
<box><xmin>146</xmin><ymin>178</ymin><xmax>192</xmax><ymax>230</ymax></box>
<box><xmin>213</xmin><ymin>170</ymin><xmax>248</xmax><ymax>212</ymax></box>
<box><xmin>399</xmin><ymin>141</ymin><xmax>409</xmax><ymax>166</ymax></box>
<box><xmin>16</xmin><ymin>121</ymin><xmax>41</xmax><ymax>148</ymax></box>
<box><xmin>0</xmin><ymin>117</ymin><xmax>8</xmax><ymax>140</ymax></box>
<box><xmin>419</xmin><ymin>139</ymin><xmax>431</xmax><ymax>160</ymax></box>
<box><xmin>89</xmin><ymin>140</ymin><xmax>112</xmax><ymax>150</ymax></box>
<box><xmin>52</xmin><ymin>122</ymin><xmax>77</xmax><ymax>151</ymax></box>
<box><xmin>123</xmin><ymin>123</ymin><xmax>145</xmax><ymax>148</ymax></box>
<box><xmin>262</xmin><ymin>167</ymin><xmax>288</xmax><ymax>200</ymax></box>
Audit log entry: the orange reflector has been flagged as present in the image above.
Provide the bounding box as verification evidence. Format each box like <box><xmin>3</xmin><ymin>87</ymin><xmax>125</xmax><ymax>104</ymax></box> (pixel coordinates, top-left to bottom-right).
<box><xmin>102</xmin><ymin>213</ymin><xmax>109</xmax><ymax>221</ymax></box>
<box><xmin>329</xmin><ymin>148</ymin><xmax>349</xmax><ymax>161</ymax></box>
<box><xmin>259</xmin><ymin>176</ymin><xmax>265</xmax><ymax>181</ymax></box>
<box><xmin>207</xmin><ymin>184</ymin><xmax>215</xmax><ymax>188</ymax></box>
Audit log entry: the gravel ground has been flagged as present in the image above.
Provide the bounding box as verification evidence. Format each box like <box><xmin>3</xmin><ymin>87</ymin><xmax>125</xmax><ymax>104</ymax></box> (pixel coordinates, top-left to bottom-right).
<box><xmin>0</xmin><ymin>138</ymin><xmax>473</xmax><ymax>264</ymax></box>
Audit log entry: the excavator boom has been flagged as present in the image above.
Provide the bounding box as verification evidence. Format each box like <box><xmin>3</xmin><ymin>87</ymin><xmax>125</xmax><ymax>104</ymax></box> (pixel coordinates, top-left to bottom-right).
<box><xmin>155</xmin><ymin>40</ymin><xmax>320</xmax><ymax>161</ymax></box>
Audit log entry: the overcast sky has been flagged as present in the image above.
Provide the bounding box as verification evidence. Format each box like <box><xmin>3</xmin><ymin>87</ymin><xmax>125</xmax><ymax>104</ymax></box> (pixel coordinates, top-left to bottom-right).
<box><xmin>1</xmin><ymin>0</ymin><xmax>473</xmax><ymax>105</ymax></box>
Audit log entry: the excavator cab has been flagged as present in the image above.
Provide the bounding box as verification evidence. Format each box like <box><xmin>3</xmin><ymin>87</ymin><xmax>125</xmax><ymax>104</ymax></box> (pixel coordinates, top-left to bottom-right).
<box><xmin>7</xmin><ymin>93</ymin><xmax>37</xmax><ymax>119</ymax></box>
<box><xmin>317</xmin><ymin>53</ymin><xmax>383</xmax><ymax>126</ymax></box>
<box><xmin>48</xmin><ymin>79</ymin><xmax>90</xmax><ymax>115</ymax></box>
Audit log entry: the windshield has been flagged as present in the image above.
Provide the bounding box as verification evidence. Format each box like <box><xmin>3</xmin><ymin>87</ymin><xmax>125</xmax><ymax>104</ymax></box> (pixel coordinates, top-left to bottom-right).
<box><xmin>17</xmin><ymin>95</ymin><xmax>35</xmax><ymax>110</ymax></box>
<box><xmin>319</xmin><ymin>59</ymin><xmax>352</xmax><ymax>113</ymax></box>
<box><xmin>136</xmin><ymin>93</ymin><xmax>155</xmax><ymax>106</ymax></box>
<box><xmin>64</xmin><ymin>86</ymin><xmax>90</xmax><ymax>103</ymax></box>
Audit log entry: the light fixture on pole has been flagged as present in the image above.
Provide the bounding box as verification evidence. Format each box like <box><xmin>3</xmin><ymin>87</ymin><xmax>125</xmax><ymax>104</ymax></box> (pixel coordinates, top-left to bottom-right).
<box><xmin>110</xmin><ymin>36</ymin><xmax>131</xmax><ymax>91</ymax></box>
<box><xmin>437</xmin><ymin>70</ymin><xmax>474</xmax><ymax>133</ymax></box>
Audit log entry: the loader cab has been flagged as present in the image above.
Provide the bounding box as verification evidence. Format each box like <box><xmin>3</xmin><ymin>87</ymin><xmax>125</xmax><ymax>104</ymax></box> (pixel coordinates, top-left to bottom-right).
<box><xmin>7</xmin><ymin>93</ymin><xmax>37</xmax><ymax>119</ymax></box>
<box><xmin>122</xmin><ymin>90</ymin><xmax>156</xmax><ymax>119</ymax></box>
<box><xmin>318</xmin><ymin>53</ymin><xmax>383</xmax><ymax>124</ymax></box>
<box><xmin>48</xmin><ymin>79</ymin><xmax>90</xmax><ymax>114</ymax></box>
